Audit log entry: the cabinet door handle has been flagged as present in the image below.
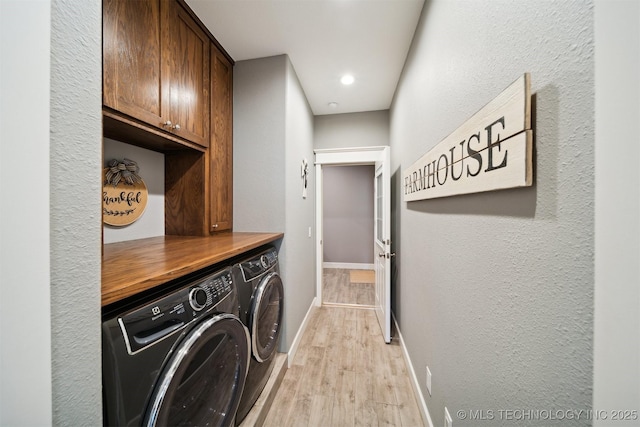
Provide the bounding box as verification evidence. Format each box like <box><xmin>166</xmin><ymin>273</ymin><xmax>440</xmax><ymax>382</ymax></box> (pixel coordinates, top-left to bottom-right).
<box><xmin>162</xmin><ymin>121</ymin><xmax>180</xmax><ymax>131</ymax></box>
<box><xmin>211</xmin><ymin>224</ymin><xmax>219</xmax><ymax>229</ymax></box>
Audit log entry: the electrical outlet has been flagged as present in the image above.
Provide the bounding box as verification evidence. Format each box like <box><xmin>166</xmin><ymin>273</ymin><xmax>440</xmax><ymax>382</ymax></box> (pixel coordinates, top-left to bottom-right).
<box><xmin>426</xmin><ymin>366</ymin><xmax>432</xmax><ymax>396</ymax></box>
<box><xmin>444</xmin><ymin>407</ymin><xmax>453</xmax><ymax>427</ymax></box>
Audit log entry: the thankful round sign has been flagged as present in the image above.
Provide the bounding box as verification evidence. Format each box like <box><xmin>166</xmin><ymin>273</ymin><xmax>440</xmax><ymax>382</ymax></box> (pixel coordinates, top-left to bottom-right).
<box><xmin>102</xmin><ymin>159</ymin><xmax>148</xmax><ymax>226</ymax></box>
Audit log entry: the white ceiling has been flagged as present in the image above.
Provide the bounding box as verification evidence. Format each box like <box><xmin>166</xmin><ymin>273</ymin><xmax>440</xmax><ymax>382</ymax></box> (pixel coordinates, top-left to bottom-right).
<box><xmin>185</xmin><ymin>0</ymin><xmax>425</xmax><ymax>116</ymax></box>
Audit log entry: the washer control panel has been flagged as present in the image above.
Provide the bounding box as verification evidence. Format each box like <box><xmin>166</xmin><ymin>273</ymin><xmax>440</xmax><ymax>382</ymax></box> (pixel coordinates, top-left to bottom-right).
<box><xmin>119</xmin><ymin>269</ymin><xmax>233</xmax><ymax>354</ymax></box>
<box><xmin>189</xmin><ymin>272</ymin><xmax>233</xmax><ymax>311</ymax></box>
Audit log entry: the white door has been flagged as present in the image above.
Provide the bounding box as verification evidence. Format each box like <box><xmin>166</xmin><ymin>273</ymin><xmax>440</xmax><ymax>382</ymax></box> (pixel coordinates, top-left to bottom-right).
<box><xmin>374</xmin><ymin>146</ymin><xmax>391</xmax><ymax>343</ymax></box>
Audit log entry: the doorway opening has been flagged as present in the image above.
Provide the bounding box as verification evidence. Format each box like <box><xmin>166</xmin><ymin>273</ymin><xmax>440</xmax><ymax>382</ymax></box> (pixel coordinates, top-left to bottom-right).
<box><xmin>322</xmin><ymin>164</ymin><xmax>375</xmax><ymax>307</ymax></box>
<box><xmin>314</xmin><ymin>146</ymin><xmax>391</xmax><ymax>343</ymax></box>
<box><xmin>315</xmin><ymin>146</ymin><xmax>394</xmax><ymax>343</ymax></box>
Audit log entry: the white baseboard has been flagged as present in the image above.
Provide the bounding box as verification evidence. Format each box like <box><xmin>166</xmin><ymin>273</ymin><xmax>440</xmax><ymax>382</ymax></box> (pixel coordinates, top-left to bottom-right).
<box><xmin>323</xmin><ymin>262</ymin><xmax>374</xmax><ymax>270</ymax></box>
<box><xmin>392</xmin><ymin>312</ymin><xmax>434</xmax><ymax>427</ymax></box>
<box><xmin>287</xmin><ymin>297</ymin><xmax>317</xmax><ymax>368</ymax></box>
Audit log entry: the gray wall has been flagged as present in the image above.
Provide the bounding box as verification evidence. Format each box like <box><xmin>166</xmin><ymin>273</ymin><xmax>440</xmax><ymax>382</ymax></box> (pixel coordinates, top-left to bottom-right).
<box><xmin>593</xmin><ymin>0</ymin><xmax>640</xmax><ymax>422</ymax></box>
<box><xmin>0</xmin><ymin>1</ymin><xmax>53</xmax><ymax>424</ymax></box>
<box><xmin>2</xmin><ymin>2</ymin><xmax>127</xmax><ymax>424</ymax></box>
<box><xmin>283</xmin><ymin>57</ymin><xmax>316</xmax><ymax>352</ymax></box>
<box><xmin>313</xmin><ymin>110</ymin><xmax>388</xmax><ymax>266</ymax></box>
<box><xmin>323</xmin><ymin>166</ymin><xmax>374</xmax><ymax>264</ymax></box>
<box><xmin>103</xmin><ymin>138</ymin><xmax>165</xmax><ymax>243</ymax></box>
<box><xmin>1</xmin><ymin>0</ymin><xmax>104</xmax><ymax>424</ymax></box>
<box><xmin>234</xmin><ymin>55</ymin><xmax>315</xmax><ymax>352</ymax></box>
<box><xmin>314</xmin><ymin>110</ymin><xmax>389</xmax><ymax>150</ymax></box>
<box><xmin>390</xmin><ymin>1</ymin><xmax>594</xmax><ymax>426</ymax></box>
<box><xmin>234</xmin><ymin>56</ymin><xmax>286</xmax><ymax>233</ymax></box>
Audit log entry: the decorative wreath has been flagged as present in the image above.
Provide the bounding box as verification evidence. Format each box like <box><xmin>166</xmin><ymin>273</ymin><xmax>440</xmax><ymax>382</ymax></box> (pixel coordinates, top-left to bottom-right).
<box><xmin>105</xmin><ymin>158</ymin><xmax>142</xmax><ymax>187</ymax></box>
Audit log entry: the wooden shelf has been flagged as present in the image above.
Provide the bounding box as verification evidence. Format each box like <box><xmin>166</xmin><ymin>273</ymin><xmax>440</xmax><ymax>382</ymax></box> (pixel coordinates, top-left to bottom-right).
<box><xmin>103</xmin><ymin>109</ymin><xmax>207</xmax><ymax>153</ymax></box>
<box><xmin>102</xmin><ymin>232</ymin><xmax>283</xmax><ymax>307</ymax></box>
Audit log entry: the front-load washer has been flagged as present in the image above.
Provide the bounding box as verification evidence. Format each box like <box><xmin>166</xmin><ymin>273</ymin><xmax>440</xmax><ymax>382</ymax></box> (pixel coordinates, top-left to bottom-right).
<box><xmin>102</xmin><ymin>266</ymin><xmax>250</xmax><ymax>427</ymax></box>
<box><xmin>231</xmin><ymin>246</ymin><xmax>284</xmax><ymax>425</ymax></box>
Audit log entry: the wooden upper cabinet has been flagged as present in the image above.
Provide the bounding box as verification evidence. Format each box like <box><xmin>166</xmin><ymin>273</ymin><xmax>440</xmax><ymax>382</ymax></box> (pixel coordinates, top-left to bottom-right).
<box><xmin>161</xmin><ymin>0</ymin><xmax>210</xmax><ymax>148</ymax></box>
<box><xmin>103</xmin><ymin>0</ymin><xmax>210</xmax><ymax>148</ymax></box>
<box><xmin>103</xmin><ymin>0</ymin><xmax>234</xmax><ymax>237</ymax></box>
<box><xmin>209</xmin><ymin>46</ymin><xmax>233</xmax><ymax>232</ymax></box>
<box><xmin>103</xmin><ymin>0</ymin><xmax>162</xmax><ymax>126</ymax></box>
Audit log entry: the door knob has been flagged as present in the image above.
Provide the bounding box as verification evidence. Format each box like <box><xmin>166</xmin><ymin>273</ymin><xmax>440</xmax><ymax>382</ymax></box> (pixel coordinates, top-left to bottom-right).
<box><xmin>378</xmin><ymin>252</ymin><xmax>385</xmax><ymax>257</ymax></box>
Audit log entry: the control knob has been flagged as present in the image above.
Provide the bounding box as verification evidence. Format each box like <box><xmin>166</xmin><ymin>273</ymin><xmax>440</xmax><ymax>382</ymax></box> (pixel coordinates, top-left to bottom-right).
<box><xmin>189</xmin><ymin>287</ymin><xmax>208</xmax><ymax>311</ymax></box>
<box><xmin>260</xmin><ymin>255</ymin><xmax>269</xmax><ymax>269</ymax></box>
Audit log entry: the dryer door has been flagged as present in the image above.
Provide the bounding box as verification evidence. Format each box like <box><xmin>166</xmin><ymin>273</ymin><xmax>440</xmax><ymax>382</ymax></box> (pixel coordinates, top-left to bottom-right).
<box><xmin>249</xmin><ymin>272</ymin><xmax>284</xmax><ymax>362</ymax></box>
<box><xmin>144</xmin><ymin>313</ymin><xmax>250</xmax><ymax>427</ymax></box>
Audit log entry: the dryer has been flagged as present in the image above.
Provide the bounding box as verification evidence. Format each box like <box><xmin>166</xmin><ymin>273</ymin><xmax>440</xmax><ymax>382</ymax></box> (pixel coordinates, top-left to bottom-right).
<box><xmin>102</xmin><ymin>266</ymin><xmax>250</xmax><ymax>427</ymax></box>
<box><xmin>232</xmin><ymin>246</ymin><xmax>284</xmax><ymax>425</ymax></box>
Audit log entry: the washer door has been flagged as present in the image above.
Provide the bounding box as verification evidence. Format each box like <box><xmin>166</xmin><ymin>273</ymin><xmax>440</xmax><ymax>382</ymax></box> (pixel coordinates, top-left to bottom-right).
<box><xmin>249</xmin><ymin>272</ymin><xmax>284</xmax><ymax>363</ymax></box>
<box><xmin>144</xmin><ymin>313</ymin><xmax>250</xmax><ymax>427</ymax></box>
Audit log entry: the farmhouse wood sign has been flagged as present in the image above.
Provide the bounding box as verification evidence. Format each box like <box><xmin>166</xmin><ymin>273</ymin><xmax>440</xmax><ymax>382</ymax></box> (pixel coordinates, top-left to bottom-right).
<box><xmin>403</xmin><ymin>73</ymin><xmax>533</xmax><ymax>201</ymax></box>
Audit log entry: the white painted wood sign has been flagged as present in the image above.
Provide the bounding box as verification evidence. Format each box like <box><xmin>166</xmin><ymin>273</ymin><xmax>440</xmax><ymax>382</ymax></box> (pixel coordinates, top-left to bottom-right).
<box><xmin>403</xmin><ymin>73</ymin><xmax>533</xmax><ymax>201</ymax></box>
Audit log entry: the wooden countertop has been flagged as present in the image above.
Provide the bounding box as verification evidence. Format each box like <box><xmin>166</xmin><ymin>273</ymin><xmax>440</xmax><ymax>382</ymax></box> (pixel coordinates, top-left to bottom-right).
<box><xmin>102</xmin><ymin>232</ymin><xmax>283</xmax><ymax>307</ymax></box>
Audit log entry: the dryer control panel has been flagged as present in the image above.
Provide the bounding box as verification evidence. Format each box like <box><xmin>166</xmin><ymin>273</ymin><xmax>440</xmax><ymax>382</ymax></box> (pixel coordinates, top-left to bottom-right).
<box><xmin>239</xmin><ymin>249</ymin><xmax>278</xmax><ymax>281</ymax></box>
<box><xmin>119</xmin><ymin>269</ymin><xmax>233</xmax><ymax>354</ymax></box>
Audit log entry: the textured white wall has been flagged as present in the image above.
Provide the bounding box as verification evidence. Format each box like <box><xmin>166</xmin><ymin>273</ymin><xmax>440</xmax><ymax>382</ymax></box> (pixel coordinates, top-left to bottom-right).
<box><xmin>0</xmin><ymin>1</ymin><xmax>52</xmax><ymax>424</ymax></box>
<box><xmin>103</xmin><ymin>138</ymin><xmax>165</xmax><ymax>243</ymax></box>
<box><xmin>323</xmin><ymin>166</ymin><xmax>375</xmax><ymax>264</ymax></box>
<box><xmin>391</xmin><ymin>1</ymin><xmax>594</xmax><ymax>426</ymax></box>
<box><xmin>593</xmin><ymin>1</ymin><xmax>640</xmax><ymax>423</ymax></box>
<box><xmin>1</xmin><ymin>0</ymin><xmax>102</xmax><ymax>424</ymax></box>
<box><xmin>50</xmin><ymin>0</ymin><xmax>103</xmax><ymax>424</ymax></box>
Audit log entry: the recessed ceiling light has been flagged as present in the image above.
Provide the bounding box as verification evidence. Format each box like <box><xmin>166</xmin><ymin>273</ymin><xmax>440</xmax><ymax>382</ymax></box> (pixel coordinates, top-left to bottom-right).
<box><xmin>328</xmin><ymin>102</ymin><xmax>339</xmax><ymax>108</ymax></box>
<box><xmin>340</xmin><ymin>74</ymin><xmax>354</xmax><ymax>85</ymax></box>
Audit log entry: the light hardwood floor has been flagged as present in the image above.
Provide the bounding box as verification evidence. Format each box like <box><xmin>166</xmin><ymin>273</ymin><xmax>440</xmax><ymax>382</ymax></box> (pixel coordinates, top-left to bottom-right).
<box><xmin>323</xmin><ymin>269</ymin><xmax>375</xmax><ymax>306</ymax></box>
<box><xmin>263</xmin><ymin>305</ymin><xmax>424</xmax><ymax>427</ymax></box>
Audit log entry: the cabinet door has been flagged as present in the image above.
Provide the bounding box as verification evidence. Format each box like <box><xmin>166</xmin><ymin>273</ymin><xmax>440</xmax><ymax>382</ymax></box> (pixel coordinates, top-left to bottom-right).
<box><xmin>103</xmin><ymin>0</ymin><xmax>163</xmax><ymax>127</ymax></box>
<box><xmin>209</xmin><ymin>47</ymin><xmax>233</xmax><ymax>232</ymax></box>
<box><xmin>162</xmin><ymin>0</ymin><xmax>210</xmax><ymax>148</ymax></box>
